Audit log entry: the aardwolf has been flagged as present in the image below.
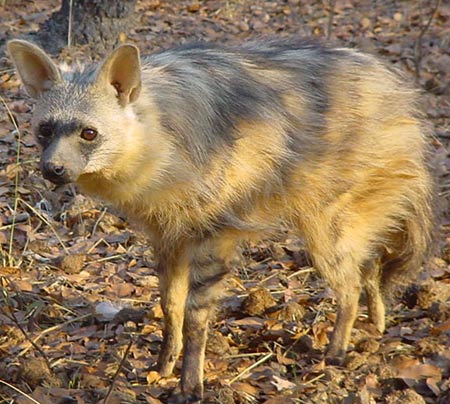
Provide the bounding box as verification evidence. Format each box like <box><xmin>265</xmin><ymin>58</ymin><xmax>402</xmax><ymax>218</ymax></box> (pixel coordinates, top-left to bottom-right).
<box><xmin>8</xmin><ymin>39</ymin><xmax>434</xmax><ymax>402</ymax></box>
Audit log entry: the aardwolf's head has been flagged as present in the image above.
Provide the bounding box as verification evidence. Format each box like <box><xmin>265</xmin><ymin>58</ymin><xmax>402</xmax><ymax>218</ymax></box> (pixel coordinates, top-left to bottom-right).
<box><xmin>8</xmin><ymin>40</ymin><xmax>142</xmax><ymax>185</ymax></box>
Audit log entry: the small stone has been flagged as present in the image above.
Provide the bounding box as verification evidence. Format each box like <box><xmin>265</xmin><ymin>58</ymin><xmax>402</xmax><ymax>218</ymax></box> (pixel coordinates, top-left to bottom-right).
<box><xmin>206</xmin><ymin>331</ymin><xmax>230</xmax><ymax>356</ymax></box>
<box><xmin>344</xmin><ymin>351</ymin><xmax>368</xmax><ymax>370</ymax></box>
<box><xmin>148</xmin><ymin>0</ymin><xmax>161</xmax><ymax>9</ymax></box>
<box><xmin>428</xmin><ymin>301</ymin><xmax>450</xmax><ymax>322</ymax></box>
<box><xmin>385</xmin><ymin>389</ymin><xmax>426</xmax><ymax>404</ymax></box>
<box><xmin>215</xmin><ymin>387</ymin><xmax>235</xmax><ymax>404</ymax></box>
<box><xmin>187</xmin><ymin>2</ymin><xmax>200</xmax><ymax>12</ymax></box>
<box><xmin>147</xmin><ymin>370</ymin><xmax>161</xmax><ymax>384</ymax></box>
<box><xmin>242</xmin><ymin>288</ymin><xmax>276</xmax><ymax>316</ymax></box>
<box><xmin>277</xmin><ymin>301</ymin><xmax>306</xmax><ymax>322</ymax></box>
<box><xmin>360</xmin><ymin>17</ymin><xmax>371</xmax><ymax>29</ymax></box>
<box><xmin>294</xmin><ymin>335</ymin><xmax>314</xmax><ymax>353</ymax></box>
<box><xmin>59</xmin><ymin>254</ymin><xmax>86</xmax><ymax>274</ymax></box>
<box><xmin>417</xmin><ymin>281</ymin><xmax>450</xmax><ymax>309</ymax></box>
<box><xmin>150</xmin><ymin>303</ymin><xmax>164</xmax><ymax>319</ymax></box>
<box><xmin>238</xmin><ymin>21</ymin><xmax>250</xmax><ymax>32</ymax></box>
<box><xmin>355</xmin><ymin>338</ymin><xmax>380</xmax><ymax>354</ymax></box>
<box><xmin>20</xmin><ymin>358</ymin><xmax>61</xmax><ymax>388</ymax></box>
<box><xmin>113</xmin><ymin>308</ymin><xmax>147</xmax><ymax>324</ymax></box>
<box><xmin>124</xmin><ymin>321</ymin><xmax>137</xmax><ymax>332</ymax></box>
<box><xmin>252</xmin><ymin>20</ymin><xmax>265</xmax><ymax>30</ymax></box>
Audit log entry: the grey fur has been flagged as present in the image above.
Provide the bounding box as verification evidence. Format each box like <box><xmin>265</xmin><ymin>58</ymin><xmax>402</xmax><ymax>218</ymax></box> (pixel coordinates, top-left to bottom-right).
<box><xmin>8</xmin><ymin>38</ymin><xmax>434</xmax><ymax>403</ymax></box>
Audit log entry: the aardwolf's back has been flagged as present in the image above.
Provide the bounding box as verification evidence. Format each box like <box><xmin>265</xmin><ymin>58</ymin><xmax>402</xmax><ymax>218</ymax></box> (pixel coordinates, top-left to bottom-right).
<box><xmin>134</xmin><ymin>41</ymin><xmax>434</xmax><ymax>274</ymax></box>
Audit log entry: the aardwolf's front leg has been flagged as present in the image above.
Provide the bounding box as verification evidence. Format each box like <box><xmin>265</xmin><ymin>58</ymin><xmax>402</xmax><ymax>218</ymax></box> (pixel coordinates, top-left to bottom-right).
<box><xmin>157</xmin><ymin>256</ymin><xmax>190</xmax><ymax>377</ymax></box>
<box><xmin>180</xmin><ymin>255</ymin><xmax>230</xmax><ymax>402</ymax></box>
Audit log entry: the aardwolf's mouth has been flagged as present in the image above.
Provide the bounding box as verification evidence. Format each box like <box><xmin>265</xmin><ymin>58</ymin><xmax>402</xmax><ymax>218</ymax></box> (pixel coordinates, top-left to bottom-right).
<box><xmin>41</xmin><ymin>161</ymin><xmax>76</xmax><ymax>185</ymax></box>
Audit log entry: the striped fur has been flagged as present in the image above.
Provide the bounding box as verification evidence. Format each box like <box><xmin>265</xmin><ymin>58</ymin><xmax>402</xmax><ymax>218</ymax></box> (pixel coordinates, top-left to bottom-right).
<box><xmin>8</xmin><ymin>39</ymin><xmax>434</xmax><ymax>402</ymax></box>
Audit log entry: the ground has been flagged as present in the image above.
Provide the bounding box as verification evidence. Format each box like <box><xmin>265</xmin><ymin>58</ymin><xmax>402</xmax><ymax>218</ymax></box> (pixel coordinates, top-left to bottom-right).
<box><xmin>0</xmin><ymin>1</ymin><xmax>449</xmax><ymax>403</ymax></box>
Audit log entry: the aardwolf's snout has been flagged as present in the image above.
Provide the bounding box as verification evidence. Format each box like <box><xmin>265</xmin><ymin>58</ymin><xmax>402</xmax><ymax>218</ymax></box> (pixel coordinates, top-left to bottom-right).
<box><xmin>41</xmin><ymin>161</ymin><xmax>72</xmax><ymax>184</ymax></box>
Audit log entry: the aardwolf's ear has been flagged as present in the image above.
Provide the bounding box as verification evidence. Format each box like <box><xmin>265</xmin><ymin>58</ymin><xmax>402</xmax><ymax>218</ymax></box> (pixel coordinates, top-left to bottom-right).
<box><xmin>95</xmin><ymin>44</ymin><xmax>141</xmax><ymax>107</ymax></box>
<box><xmin>7</xmin><ymin>40</ymin><xmax>61</xmax><ymax>99</ymax></box>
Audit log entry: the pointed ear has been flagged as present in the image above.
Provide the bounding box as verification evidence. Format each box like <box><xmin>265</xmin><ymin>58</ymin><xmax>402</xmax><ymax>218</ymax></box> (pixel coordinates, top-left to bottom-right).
<box><xmin>95</xmin><ymin>44</ymin><xmax>141</xmax><ymax>107</ymax></box>
<box><xmin>7</xmin><ymin>40</ymin><xmax>61</xmax><ymax>99</ymax></box>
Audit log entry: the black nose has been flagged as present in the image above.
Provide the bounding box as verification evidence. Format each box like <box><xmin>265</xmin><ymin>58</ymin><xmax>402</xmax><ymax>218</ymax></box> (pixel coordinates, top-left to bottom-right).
<box><xmin>41</xmin><ymin>161</ymin><xmax>71</xmax><ymax>184</ymax></box>
<box><xmin>45</xmin><ymin>162</ymin><xmax>65</xmax><ymax>177</ymax></box>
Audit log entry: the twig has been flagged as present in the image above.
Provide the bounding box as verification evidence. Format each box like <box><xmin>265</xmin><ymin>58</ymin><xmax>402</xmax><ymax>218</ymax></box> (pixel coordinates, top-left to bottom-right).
<box><xmin>102</xmin><ymin>338</ymin><xmax>134</xmax><ymax>404</ymax></box>
<box><xmin>18</xmin><ymin>313</ymin><xmax>92</xmax><ymax>357</ymax></box>
<box><xmin>0</xmin><ymin>280</ymin><xmax>53</xmax><ymax>373</ymax></box>
<box><xmin>277</xmin><ymin>327</ymin><xmax>311</xmax><ymax>365</ymax></box>
<box><xmin>91</xmin><ymin>253</ymin><xmax>128</xmax><ymax>263</ymax></box>
<box><xmin>87</xmin><ymin>237</ymin><xmax>109</xmax><ymax>254</ymax></box>
<box><xmin>237</xmin><ymin>288</ymin><xmax>307</xmax><ymax>298</ymax></box>
<box><xmin>327</xmin><ymin>0</ymin><xmax>336</xmax><ymax>40</ymax></box>
<box><xmin>258</xmin><ymin>270</ymin><xmax>280</xmax><ymax>285</ymax></box>
<box><xmin>414</xmin><ymin>0</ymin><xmax>442</xmax><ymax>82</ymax></box>
<box><xmin>0</xmin><ymin>245</ymin><xmax>14</xmax><ymax>268</ymax></box>
<box><xmin>0</xmin><ymin>379</ymin><xmax>43</xmax><ymax>404</ymax></box>
<box><xmin>0</xmin><ymin>95</ymin><xmax>21</xmax><ymax>268</ymax></box>
<box><xmin>225</xmin><ymin>352</ymin><xmax>268</xmax><ymax>359</ymax></box>
<box><xmin>304</xmin><ymin>372</ymin><xmax>325</xmax><ymax>385</ymax></box>
<box><xmin>287</xmin><ymin>267</ymin><xmax>314</xmax><ymax>279</ymax></box>
<box><xmin>19</xmin><ymin>198</ymin><xmax>69</xmax><ymax>254</ymax></box>
<box><xmin>68</xmin><ymin>0</ymin><xmax>73</xmax><ymax>49</ymax></box>
<box><xmin>91</xmin><ymin>207</ymin><xmax>108</xmax><ymax>238</ymax></box>
<box><xmin>228</xmin><ymin>352</ymin><xmax>273</xmax><ymax>385</ymax></box>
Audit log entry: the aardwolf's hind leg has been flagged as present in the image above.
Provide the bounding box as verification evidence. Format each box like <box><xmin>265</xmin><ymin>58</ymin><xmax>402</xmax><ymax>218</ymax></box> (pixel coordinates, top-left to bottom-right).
<box><xmin>314</xmin><ymin>254</ymin><xmax>363</xmax><ymax>363</ymax></box>
<box><xmin>362</xmin><ymin>260</ymin><xmax>386</xmax><ymax>333</ymax></box>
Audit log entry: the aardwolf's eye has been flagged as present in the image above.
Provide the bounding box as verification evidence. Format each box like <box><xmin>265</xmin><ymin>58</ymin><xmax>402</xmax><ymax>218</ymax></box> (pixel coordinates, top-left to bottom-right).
<box><xmin>80</xmin><ymin>128</ymin><xmax>98</xmax><ymax>141</ymax></box>
<box><xmin>37</xmin><ymin>123</ymin><xmax>53</xmax><ymax>140</ymax></box>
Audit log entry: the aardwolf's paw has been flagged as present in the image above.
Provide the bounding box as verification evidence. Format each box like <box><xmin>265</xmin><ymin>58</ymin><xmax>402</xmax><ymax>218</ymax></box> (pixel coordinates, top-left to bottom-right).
<box><xmin>157</xmin><ymin>351</ymin><xmax>179</xmax><ymax>377</ymax></box>
<box><xmin>169</xmin><ymin>392</ymin><xmax>202</xmax><ymax>404</ymax></box>
<box><xmin>325</xmin><ymin>355</ymin><xmax>345</xmax><ymax>366</ymax></box>
<box><xmin>158</xmin><ymin>363</ymin><xmax>175</xmax><ymax>378</ymax></box>
<box><xmin>325</xmin><ymin>349</ymin><xmax>346</xmax><ymax>366</ymax></box>
<box><xmin>325</xmin><ymin>345</ymin><xmax>346</xmax><ymax>366</ymax></box>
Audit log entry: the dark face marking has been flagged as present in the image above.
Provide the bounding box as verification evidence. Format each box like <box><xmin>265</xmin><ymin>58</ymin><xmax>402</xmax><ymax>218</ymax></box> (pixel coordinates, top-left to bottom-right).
<box><xmin>35</xmin><ymin>118</ymin><xmax>83</xmax><ymax>148</ymax></box>
<box><xmin>36</xmin><ymin>118</ymin><xmax>101</xmax><ymax>184</ymax></box>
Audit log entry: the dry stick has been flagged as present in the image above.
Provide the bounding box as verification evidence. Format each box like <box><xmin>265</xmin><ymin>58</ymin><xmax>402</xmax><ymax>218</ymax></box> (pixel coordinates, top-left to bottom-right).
<box><xmin>91</xmin><ymin>207</ymin><xmax>108</xmax><ymax>238</ymax></box>
<box><xmin>0</xmin><ymin>392</ymin><xmax>11</xmax><ymax>403</ymax></box>
<box><xmin>19</xmin><ymin>198</ymin><xmax>70</xmax><ymax>254</ymax></box>
<box><xmin>414</xmin><ymin>0</ymin><xmax>442</xmax><ymax>82</ymax></box>
<box><xmin>226</xmin><ymin>352</ymin><xmax>268</xmax><ymax>359</ymax></box>
<box><xmin>19</xmin><ymin>313</ymin><xmax>92</xmax><ymax>357</ymax></box>
<box><xmin>228</xmin><ymin>352</ymin><xmax>273</xmax><ymax>385</ymax></box>
<box><xmin>0</xmin><ymin>280</ymin><xmax>53</xmax><ymax>374</ymax></box>
<box><xmin>304</xmin><ymin>372</ymin><xmax>325</xmax><ymax>385</ymax></box>
<box><xmin>92</xmin><ymin>253</ymin><xmax>127</xmax><ymax>263</ymax></box>
<box><xmin>0</xmin><ymin>379</ymin><xmax>43</xmax><ymax>404</ymax></box>
<box><xmin>87</xmin><ymin>237</ymin><xmax>109</xmax><ymax>254</ymax></box>
<box><xmin>102</xmin><ymin>338</ymin><xmax>134</xmax><ymax>404</ymax></box>
<box><xmin>68</xmin><ymin>0</ymin><xmax>74</xmax><ymax>49</ymax></box>
<box><xmin>0</xmin><ymin>95</ymin><xmax>21</xmax><ymax>268</ymax></box>
<box><xmin>282</xmin><ymin>327</ymin><xmax>311</xmax><ymax>360</ymax></box>
<box><xmin>327</xmin><ymin>0</ymin><xmax>336</xmax><ymax>40</ymax></box>
<box><xmin>287</xmin><ymin>267</ymin><xmax>314</xmax><ymax>279</ymax></box>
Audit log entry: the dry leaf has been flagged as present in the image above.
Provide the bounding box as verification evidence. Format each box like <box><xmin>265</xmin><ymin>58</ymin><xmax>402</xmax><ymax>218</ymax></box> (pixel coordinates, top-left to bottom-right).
<box><xmin>271</xmin><ymin>375</ymin><xmax>297</xmax><ymax>391</ymax></box>
<box><xmin>95</xmin><ymin>301</ymin><xmax>122</xmax><ymax>321</ymax></box>
<box><xmin>147</xmin><ymin>370</ymin><xmax>161</xmax><ymax>384</ymax></box>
